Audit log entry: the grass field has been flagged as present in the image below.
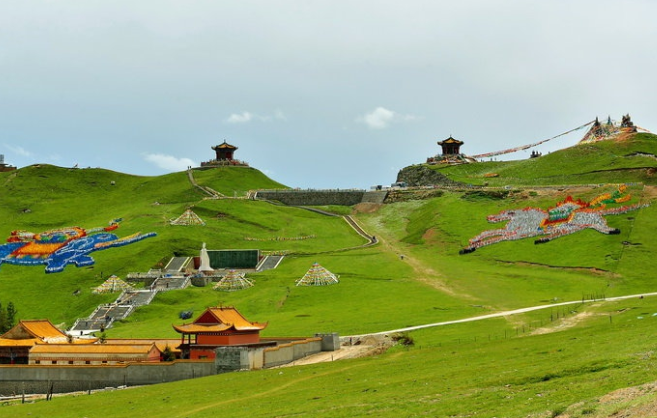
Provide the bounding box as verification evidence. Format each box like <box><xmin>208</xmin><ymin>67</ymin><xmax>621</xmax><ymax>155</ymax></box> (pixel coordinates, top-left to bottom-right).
<box><xmin>4</xmin><ymin>297</ymin><xmax>656</xmax><ymax>418</ymax></box>
<box><xmin>1</xmin><ymin>134</ymin><xmax>657</xmax><ymax>417</ymax></box>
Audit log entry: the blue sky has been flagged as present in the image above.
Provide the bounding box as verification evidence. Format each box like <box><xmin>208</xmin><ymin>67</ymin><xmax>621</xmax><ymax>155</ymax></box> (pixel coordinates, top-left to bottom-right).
<box><xmin>2</xmin><ymin>1</ymin><xmax>656</xmax><ymax>189</ymax></box>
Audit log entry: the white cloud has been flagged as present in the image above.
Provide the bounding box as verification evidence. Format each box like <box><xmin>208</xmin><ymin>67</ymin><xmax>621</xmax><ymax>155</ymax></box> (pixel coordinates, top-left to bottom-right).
<box><xmin>144</xmin><ymin>154</ymin><xmax>197</xmax><ymax>172</ymax></box>
<box><xmin>224</xmin><ymin>110</ymin><xmax>287</xmax><ymax>124</ymax></box>
<box><xmin>358</xmin><ymin>107</ymin><xmax>419</xmax><ymax>130</ymax></box>
<box><xmin>3</xmin><ymin>144</ymin><xmax>32</xmax><ymax>157</ymax></box>
<box><xmin>225</xmin><ymin>112</ymin><xmax>254</xmax><ymax>124</ymax></box>
<box><xmin>273</xmin><ymin>109</ymin><xmax>287</xmax><ymax>121</ymax></box>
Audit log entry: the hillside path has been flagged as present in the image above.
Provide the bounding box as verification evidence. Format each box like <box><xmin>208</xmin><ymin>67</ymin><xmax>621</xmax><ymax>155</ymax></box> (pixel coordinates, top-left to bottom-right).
<box><xmin>186</xmin><ymin>168</ymin><xmax>226</xmax><ymax>198</ymax></box>
<box><xmin>347</xmin><ymin>292</ymin><xmax>657</xmax><ymax>338</ymax></box>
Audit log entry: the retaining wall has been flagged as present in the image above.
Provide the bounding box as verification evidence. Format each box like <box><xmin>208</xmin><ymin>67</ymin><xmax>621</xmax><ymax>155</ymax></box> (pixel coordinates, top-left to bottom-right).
<box><xmin>0</xmin><ymin>361</ymin><xmax>214</xmax><ymax>396</ymax></box>
<box><xmin>255</xmin><ymin>190</ymin><xmax>366</xmax><ymax>206</ymax></box>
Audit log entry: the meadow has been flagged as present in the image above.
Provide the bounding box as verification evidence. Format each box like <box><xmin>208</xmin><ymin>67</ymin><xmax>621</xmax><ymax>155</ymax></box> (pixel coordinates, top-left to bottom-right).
<box><xmin>1</xmin><ymin>134</ymin><xmax>657</xmax><ymax>416</ymax></box>
<box><xmin>4</xmin><ymin>298</ymin><xmax>657</xmax><ymax>417</ymax></box>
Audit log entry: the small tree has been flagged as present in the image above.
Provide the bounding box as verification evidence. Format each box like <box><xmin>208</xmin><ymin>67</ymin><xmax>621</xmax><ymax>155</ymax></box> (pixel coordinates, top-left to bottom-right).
<box><xmin>6</xmin><ymin>302</ymin><xmax>16</xmax><ymax>329</ymax></box>
<box><xmin>0</xmin><ymin>304</ymin><xmax>7</xmax><ymax>334</ymax></box>
<box><xmin>162</xmin><ymin>345</ymin><xmax>175</xmax><ymax>362</ymax></box>
<box><xmin>0</xmin><ymin>301</ymin><xmax>18</xmax><ymax>333</ymax></box>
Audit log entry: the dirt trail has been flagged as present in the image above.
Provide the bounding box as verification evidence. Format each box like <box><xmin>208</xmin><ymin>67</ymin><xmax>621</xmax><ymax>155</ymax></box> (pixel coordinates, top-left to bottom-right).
<box><xmin>355</xmin><ymin>213</ymin><xmax>474</xmax><ymax>300</ymax></box>
<box><xmin>530</xmin><ymin>311</ymin><xmax>598</xmax><ymax>335</ymax></box>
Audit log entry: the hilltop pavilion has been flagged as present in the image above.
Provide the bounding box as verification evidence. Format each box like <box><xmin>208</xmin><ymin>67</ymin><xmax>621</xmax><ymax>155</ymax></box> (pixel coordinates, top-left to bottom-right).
<box><xmin>427</xmin><ymin>136</ymin><xmax>476</xmax><ymax>165</ymax></box>
<box><xmin>201</xmin><ymin>141</ymin><xmax>249</xmax><ymax>167</ymax></box>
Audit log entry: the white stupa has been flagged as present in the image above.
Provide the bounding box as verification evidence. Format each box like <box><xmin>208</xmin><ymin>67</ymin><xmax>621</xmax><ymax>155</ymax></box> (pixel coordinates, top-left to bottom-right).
<box><xmin>199</xmin><ymin>242</ymin><xmax>214</xmax><ymax>273</ymax></box>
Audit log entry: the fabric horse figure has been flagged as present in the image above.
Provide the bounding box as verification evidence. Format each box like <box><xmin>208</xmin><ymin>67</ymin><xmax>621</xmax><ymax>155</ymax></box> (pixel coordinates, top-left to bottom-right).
<box><xmin>459</xmin><ymin>202</ymin><xmax>645</xmax><ymax>254</ymax></box>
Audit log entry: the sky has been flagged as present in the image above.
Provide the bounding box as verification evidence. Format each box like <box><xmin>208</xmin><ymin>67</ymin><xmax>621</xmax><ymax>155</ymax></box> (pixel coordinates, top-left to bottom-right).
<box><xmin>1</xmin><ymin>1</ymin><xmax>656</xmax><ymax>189</ymax></box>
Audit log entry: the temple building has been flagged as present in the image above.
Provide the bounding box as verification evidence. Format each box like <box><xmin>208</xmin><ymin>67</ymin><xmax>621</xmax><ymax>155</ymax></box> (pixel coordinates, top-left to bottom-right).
<box><xmin>29</xmin><ymin>343</ymin><xmax>162</xmax><ymax>365</ymax></box>
<box><xmin>438</xmin><ymin>136</ymin><xmax>463</xmax><ymax>155</ymax></box>
<box><xmin>200</xmin><ymin>141</ymin><xmax>249</xmax><ymax>167</ymax></box>
<box><xmin>173</xmin><ymin>306</ymin><xmax>270</xmax><ymax>360</ymax></box>
<box><xmin>0</xmin><ymin>320</ymin><xmax>96</xmax><ymax>364</ymax></box>
<box><xmin>213</xmin><ymin>141</ymin><xmax>237</xmax><ymax>160</ymax></box>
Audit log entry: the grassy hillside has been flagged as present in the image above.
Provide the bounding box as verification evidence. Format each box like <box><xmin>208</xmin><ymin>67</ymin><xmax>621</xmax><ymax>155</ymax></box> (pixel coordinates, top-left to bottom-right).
<box><xmin>0</xmin><ymin>165</ymin><xmax>367</xmax><ymax>329</ymax></box>
<box><xmin>434</xmin><ymin>132</ymin><xmax>657</xmax><ymax>186</ymax></box>
<box><xmin>192</xmin><ymin>165</ymin><xmax>287</xmax><ymax>196</ymax></box>
<box><xmin>1</xmin><ymin>134</ymin><xmax>657</xmax><ymax>417</ymax></box>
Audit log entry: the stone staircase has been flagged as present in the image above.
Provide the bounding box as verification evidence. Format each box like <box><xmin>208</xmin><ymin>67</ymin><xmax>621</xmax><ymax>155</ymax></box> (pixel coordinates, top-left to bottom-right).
<box><xmin>70</xmin><ymin>303</ymin><xmax>136</xmax><ymax>334</ymax></box>
<box><xmin>151</xmin><ymin>276</ymin><xmax>190</xmax><ymax>292</ymax></box>
<box><xmin>256</xmin><ymin>255</ymin><xmax>285</xmax><ymax>272</ymax></box>
<box><xmin>164</xmin><ymin>257</ymin><xmax>191</xmax><ymax>273</ymax></box>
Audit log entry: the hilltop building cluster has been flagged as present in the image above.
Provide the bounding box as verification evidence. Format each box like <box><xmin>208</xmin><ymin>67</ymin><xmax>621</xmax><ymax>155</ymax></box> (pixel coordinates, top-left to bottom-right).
<box><xmin>0</xmin><ymin>155</ymin><xmax>16</xmax><ymax>173</ymax></box>
<box><xmin>579</xmin><ymin>114</ymin><xmax>639</xmax><ymax>144</ymax></box>
<box><xmin>425</xmin><ymin>114</ymin><xmax>645</xmax><ymax>167</ymax></box>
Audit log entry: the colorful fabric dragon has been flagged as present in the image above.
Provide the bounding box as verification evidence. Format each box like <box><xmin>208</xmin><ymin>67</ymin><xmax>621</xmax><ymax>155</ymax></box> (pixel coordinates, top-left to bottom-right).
<box><xmin>0</xmin><ymin>220</ymin><xmax>156</xmax><ymax>273</ymax></box>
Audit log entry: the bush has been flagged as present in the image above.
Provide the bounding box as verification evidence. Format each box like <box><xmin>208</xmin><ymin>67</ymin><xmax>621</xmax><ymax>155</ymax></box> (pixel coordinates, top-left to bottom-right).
<box><xmin>391</xmin><ymin>332</ymin><xmax>415</xmax><ymax>346</ymax></box>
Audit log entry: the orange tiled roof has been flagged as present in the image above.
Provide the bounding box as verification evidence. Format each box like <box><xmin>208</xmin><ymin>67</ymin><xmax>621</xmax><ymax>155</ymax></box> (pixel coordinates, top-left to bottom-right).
<box><xmin>213</xmin><ymin>141</ymin><xmax>237</xmax><ymax>150</ymax></box>
<box><xmin>205</xmin><ymin>307</ymin><xmax>267</xmax><ymax>329</ymax></box>
<box><xmin>172</xmin><ymin>323</ymin><xmax>233</xmax><ymax>333</ymax></box>
<box><xmin>30</xmin><ymin>343</ymin><xmax>160</xmax><ymax>355</ymax></box>
<box><xmin>173</xmin><ymin>306</ymin><xmax>267</xmax><ymax>334</ymax></box>
<box><xmin>438</xmin><ymin>136</ymin><xmax>463</xmax><ymax>145</ymax></box>
<box><xmin>0</xmin><ymin>319</ymin><xmax>68</xmax><ymax>342</ymax></box>
<box><xmin>0</xmin><ymin>338</ymin><xmax>40</xmax><ymax>347</ymax></box>
<box><xmin>104</xmin><ymin>339</ymin><xmax>181</xmax><ymax>353</ymax></box>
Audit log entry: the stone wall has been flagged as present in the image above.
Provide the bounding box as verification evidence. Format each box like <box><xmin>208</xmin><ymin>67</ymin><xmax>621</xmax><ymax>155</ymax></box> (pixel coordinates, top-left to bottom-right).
<box><xmin>0</xmin><ymin>336</ymin><xmax>334</xmax><ymax>395</ymax></box>
<box><xmin>262</xmin><ymin>337</ymin><xmax>323</xmax><ymax>368</ymax></box>
<box><xmin>0</xmin><ymin>361</ymin><xmax>215</xmax><ymax>396</ymax></box>
<box><xmin>215</xmin><ymin>346</ymin><xmax>266</xmax><ymax>372</ymax></box>
<box><xmin>315</xmin><ymin>333</ymin><xmax>340</xmax><ymax>351</ymax></box>
<box><xmin>255</xmin><ymin>190</ymin><xmax>366</xmax><ymax>206</ymax></box>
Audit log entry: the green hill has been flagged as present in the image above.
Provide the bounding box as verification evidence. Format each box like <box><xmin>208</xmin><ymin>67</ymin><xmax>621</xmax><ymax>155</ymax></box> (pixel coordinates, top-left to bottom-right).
<box><xmin>432</xmin><ymin>132</ymin><xmax>657</xmax><ymax>186</ymax></box>
<box><xmin>2</xmin><ymin>134</ymin><xmax>657</xmax><ymax>417</ymax></box>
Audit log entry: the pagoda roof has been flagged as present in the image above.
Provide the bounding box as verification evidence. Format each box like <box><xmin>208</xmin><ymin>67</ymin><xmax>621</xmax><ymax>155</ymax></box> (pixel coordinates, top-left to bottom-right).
<box><xmin>173</xmin><ymin>306</ymin><xmax>267</xmax><ymax>334</ymax></box>
<box><xmin>212</xmin><ymin>141</ymin><xmax>238</xmax><ymax>150</ymax></box>
<box><xmin>438</xmin><ymin>136</ymin><xmax>463</xmax><ymax>145</ymax></box>
<box><xmin>0</xmin><ymin>319</ymin><xmax>68</xmax><ymax>343</ymax></box>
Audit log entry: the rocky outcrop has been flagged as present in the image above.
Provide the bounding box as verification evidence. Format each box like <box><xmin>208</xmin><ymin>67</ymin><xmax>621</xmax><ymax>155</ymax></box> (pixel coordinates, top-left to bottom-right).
<box><xmin>396</xmin><ymin>165</ymin><xmax>464</xmax><ymax>187</ymax></box>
